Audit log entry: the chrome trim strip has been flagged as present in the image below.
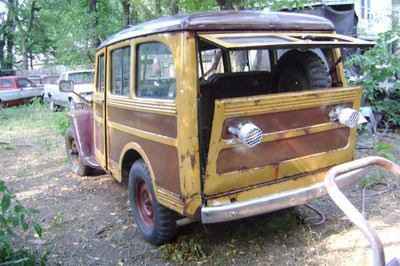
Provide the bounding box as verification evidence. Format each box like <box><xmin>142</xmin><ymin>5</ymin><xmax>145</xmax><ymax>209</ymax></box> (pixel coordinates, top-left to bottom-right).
<box><xmin>201</xmin><ymin>168</ymin><xmax>365</xmax><ymax>224</ymax></box>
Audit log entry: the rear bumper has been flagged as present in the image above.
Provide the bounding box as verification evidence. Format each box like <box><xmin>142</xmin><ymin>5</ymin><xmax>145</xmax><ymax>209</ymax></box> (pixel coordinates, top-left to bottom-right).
<box><xmin>201</xmin><ymin>168</ymin><xmax>365</xmax><ymax>224</ymax></box>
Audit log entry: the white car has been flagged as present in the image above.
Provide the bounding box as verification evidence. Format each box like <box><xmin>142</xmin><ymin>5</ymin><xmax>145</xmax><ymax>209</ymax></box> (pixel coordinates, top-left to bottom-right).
<box><xmin>43</xmin><ymin>70</ymin><xmax>94</xmax><ymax>110</ymax></box>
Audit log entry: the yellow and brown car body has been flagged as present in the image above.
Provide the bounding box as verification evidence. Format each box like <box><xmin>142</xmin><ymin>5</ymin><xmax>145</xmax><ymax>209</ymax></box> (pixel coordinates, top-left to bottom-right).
<box><xmin>68</xmin><ymin>11</ymin><xmax>373</xmax><ymax>223</ymax></box>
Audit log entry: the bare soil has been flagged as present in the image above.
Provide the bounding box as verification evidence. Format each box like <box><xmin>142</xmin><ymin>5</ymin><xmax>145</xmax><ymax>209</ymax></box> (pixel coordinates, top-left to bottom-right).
<box><xmin>0</xmin><ymin>105</ymin><xmax>399</xmax><ymax>265</ymax></box>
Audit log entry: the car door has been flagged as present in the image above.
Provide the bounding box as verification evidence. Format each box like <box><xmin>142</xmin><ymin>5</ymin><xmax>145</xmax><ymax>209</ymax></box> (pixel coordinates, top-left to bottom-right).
<box><xmin>93</xmin><ymin>49</ymin><xmax>107</xmax><ymax>169</ymax></box>
<box><xmin>17</xmin><ymin>78</ymin><xmax>36</xmax><ymax>99</ymax></box>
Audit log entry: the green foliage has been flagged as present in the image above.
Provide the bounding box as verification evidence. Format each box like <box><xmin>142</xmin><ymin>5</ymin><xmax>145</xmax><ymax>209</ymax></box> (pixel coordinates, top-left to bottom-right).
<box><xmin>0</xmin><ymin>180</ymin><xmax>43</xmax><ymax>247</ymax></box>
<box><xmin>265</xmin><ymin>0</ymin><xmax>313</xmax><ymax>11</ymax></box>
<box><xmin>359</xmin><ymin>142</ymin><xmax>398</xmax><ymax>187</ymax></box>
<box><xmin>346</xmin><ymin>31</ymin><xmax>400</xmax><ymax>126</ymax></box>
<box><xmin>53</xmin><ymin>112</ymin><xmax>72</xmax><ymax>136</ymax></box>
<box><xmin>0</xmin><ymin>181</ymin><xmax>46</xmax><ymax>264</ymax></box>
<box><xmin>376</xmin><ymin>142</ymin><xmax>398</xmax><ymax>163</ymax></box>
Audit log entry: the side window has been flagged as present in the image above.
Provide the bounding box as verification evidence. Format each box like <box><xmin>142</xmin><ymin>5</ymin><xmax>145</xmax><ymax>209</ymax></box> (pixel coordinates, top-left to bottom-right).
<box><xmin>60</xmin><ymin>74</ymin><xmax>67</xmax><ymax>81</ymax></box>
<box><xmin>97</xmin><ymin>54</ymin><xmax>105</xmax><ymax>92</ymax></box>
<box><xmin>111</xmin><ymin>46</ymin><xmax>131</xmax><ymax>96</ymax></box>
<box><xmin>136</xmin><ymin>42</ymin><xmax>176</xmax><ymax>99</ymax></box>
<box><xmin>17</xmin><ymin>79</ymin><xmax>33</xmax><ymax>88</ymax></box>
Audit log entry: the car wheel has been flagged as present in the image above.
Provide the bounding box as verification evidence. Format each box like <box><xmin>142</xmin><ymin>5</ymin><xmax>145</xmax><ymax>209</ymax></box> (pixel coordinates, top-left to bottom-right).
<box><xmin>68</xmin><ymin>100</ymin><xmax>75</xmax><ymax>111</ymax></box>
<box><xmin>129</xmin><ymin>159</ymin><xmax>177</xmax><ymax>245</ymax></box>
<box><xmin>65</xmin><ymin>126</ymin><xmax>91</xmax><ymax>176</ymax></box>
<box><xmin>272</xmin><ymin>50</ymin><xmax>331</xmax><ymax>92</ymax></box>
<box><xmin>48</xmin><ymin>96</ymin><xmax>57</xmax><ymax>111</ymax></box>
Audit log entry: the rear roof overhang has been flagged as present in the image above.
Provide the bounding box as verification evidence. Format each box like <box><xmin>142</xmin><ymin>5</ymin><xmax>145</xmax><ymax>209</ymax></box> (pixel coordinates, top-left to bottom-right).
<box><xmin>198</xmin><ymin>32</ymin><xmax>374</xmax><ymax>50</ymax></box>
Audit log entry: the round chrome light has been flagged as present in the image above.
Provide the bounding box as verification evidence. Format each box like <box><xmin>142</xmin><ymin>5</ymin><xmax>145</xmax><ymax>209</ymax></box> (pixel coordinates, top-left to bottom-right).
<box><xmin>329</xmin><ymin>107</ymin><xmax>367</xmax><ymax>128</ymax></box>
<box><xmin>228</xmin><ymin>123</ymin><xmax>263</xmax><ymax>148</ymax></box>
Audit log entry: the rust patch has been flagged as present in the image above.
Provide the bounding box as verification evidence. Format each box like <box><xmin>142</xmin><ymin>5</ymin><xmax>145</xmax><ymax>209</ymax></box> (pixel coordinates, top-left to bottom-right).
<box><xmin>221</xmin><ymin>103</ymin><xmax>352</xmax><ymax>139</ymax></box>
<box><xmin>216</xmin><ymin>127</ymin><xmax>350</xmax><ymax>174</ymax></box>
<box><xmin>190</xmin><ymin>154</ymin><xmax>196</xmax><ymax>169</ymax></box>
<box><xmin>108</xmin><ymin>129</ymin><xmax>181</xmax><ymax>194</ymax></box>
<box><xmin>108</xmin><ymin>106</ymin><xmax>177</xmax><ymax>138</ymax></box>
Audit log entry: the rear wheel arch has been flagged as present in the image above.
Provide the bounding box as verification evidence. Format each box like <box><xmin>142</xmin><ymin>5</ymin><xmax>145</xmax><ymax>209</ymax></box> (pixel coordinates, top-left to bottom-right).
<box><xmin>119</xmin><ymin>143</ymin><xmax>157</xmax><ymax>188</ymax></box>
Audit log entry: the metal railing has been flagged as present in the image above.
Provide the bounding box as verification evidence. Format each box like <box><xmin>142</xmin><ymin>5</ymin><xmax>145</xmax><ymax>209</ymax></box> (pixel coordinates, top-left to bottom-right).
<box><xmin>324</xmin><ymin>156</ymin><xmax>400</xmax><ymax>266</ymax></box>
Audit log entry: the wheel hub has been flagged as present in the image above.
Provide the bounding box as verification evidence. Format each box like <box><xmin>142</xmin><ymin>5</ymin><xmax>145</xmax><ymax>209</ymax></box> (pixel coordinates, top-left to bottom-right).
<box><xmin>136</xmin><ymin>181</ymin><xmax>155</xmax><ymax>227</ymax></box>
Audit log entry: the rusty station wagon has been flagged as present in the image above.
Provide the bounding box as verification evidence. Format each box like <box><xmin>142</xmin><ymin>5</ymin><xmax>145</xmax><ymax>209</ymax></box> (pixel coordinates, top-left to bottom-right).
<box><xmin>62</xmin><ymin>11</ymin><xmax>376</xmax><ymax>245</ymax></box>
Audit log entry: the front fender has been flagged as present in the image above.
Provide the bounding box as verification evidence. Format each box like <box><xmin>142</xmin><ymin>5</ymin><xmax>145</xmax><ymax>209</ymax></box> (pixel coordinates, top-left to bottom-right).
<box><xmin>67</xmin><ymin>109</ymin><xmax>94</xmax><ymax>158</ymax></box>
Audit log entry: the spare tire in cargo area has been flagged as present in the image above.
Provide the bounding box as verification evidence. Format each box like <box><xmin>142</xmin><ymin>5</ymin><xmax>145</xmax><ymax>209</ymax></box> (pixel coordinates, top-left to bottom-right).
<box><xmin>272</xmin><ymin>50</ymin><xmax>331</xmax><ymax>92</ymax></box>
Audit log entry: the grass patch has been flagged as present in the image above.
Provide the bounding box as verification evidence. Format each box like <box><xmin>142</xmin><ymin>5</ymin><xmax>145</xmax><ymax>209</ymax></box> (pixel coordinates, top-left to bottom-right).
<box><xmin>0</xmin><ymin>141</ymin><xmax>13</xmax><ymax>151</ymax></box>
<box><xmin>0</xmin><ymin>99</ymin><xmax>70</xmax><ymax>136</ymax></box>
<box><xmin>15</xmin><ymin>167</ymin><xmax>31</xmax><ymax>177</ymax></box>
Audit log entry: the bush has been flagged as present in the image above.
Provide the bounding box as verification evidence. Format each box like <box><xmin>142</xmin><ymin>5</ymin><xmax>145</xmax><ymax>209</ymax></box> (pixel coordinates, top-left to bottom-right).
<box><xmin>345</xmin><ymin>31</ymin><xmax>400</xmax><ymax>126</ymax></box>
<box><xmin>0</xmin><ymin>180</ymin><xmax>46</xmax><ymax>265</ymax></box>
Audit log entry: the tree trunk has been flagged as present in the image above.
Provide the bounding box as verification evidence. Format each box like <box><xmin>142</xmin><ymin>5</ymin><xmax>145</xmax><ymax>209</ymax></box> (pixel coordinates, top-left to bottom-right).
<box><xmin>89</xmin><ymin>0</ymin><xmax>100</xmax><ymax>49</ymax></box>
<box><xmin>155</xmin><ymin>0</ymin><xmax>162</xmax><ymax>16</ymax></box>
<box><xmin>122</xmin><ymin>0</ymin><xmax>131</xmax><ymax>27</ymax></box>
<box><xmin>5</xmin><ymin>0</ymin><xmax>16</xmax><ymax>70</ymax></box>
<box><xmin>0</xmin><ymin>39</ymin><xmax>5</xmax><ymax>69</ymax></box>
<box><xmin>216</xmin><ymin>0</ymin><xmax>234</xmax><ymax>10</ymax></box>
<box><xmin>170</xmin><ymin>0</ymin><xmax>179</xmax><ymax>15</ymax></box>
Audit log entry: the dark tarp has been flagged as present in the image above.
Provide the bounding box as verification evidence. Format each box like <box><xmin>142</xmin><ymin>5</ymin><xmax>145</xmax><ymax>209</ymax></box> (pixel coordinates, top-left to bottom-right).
<box><xmin>291</xmin><ymin>4</ymin><xmax>360</xmax><ymax>75</ymax></box>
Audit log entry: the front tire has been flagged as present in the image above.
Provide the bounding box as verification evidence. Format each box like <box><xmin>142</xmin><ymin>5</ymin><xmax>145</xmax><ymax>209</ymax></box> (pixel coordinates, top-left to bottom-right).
<box><xmin>128</xmin><ymin>159</ymin><xmax>176</xmax><ymax>245</ymax></box>
<box><xmin>48</xmin><ymin>96</ymin><xmax>57</xmax><ymax>111</ymax></box>
<box><xmin>65</xmin><ymin>126</ymin><xmax>91</xmax><ymax>176</ymax></box>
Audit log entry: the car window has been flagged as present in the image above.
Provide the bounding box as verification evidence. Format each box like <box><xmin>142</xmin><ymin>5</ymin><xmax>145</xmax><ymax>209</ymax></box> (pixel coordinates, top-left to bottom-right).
<box><xmin>97</xmin><ymin>55</ymin><xmax>105</xmax><ymax>92</ymax></box>
<box><xmin>69</xmin><ymin>72</ymin><xmax>94</xmax><ymax>85</ymax></box>
<box><xmin>230</xmin><ymin>49</ymin><xmax>271</xmax><ymax>72</ymax></box>
<box><xmin>0</xmin><ymin>79</ymin><xmax>13</xmax><ymax>88</ymax></box>
<box><xmin>111</xmin><ymin>47</ymin><xmax>131</xmax><ymax>96</ymax></box>
<box><xmin>17</xmin><ymin>78</ymin><xmax>33</xmax><ymax>88</ymax></box>
<box><xmin>200</xmin><ymin>49</ymin><xmax>224</xmax><ymax>78</ymax></box>
<box><xmin>136</xmin><ymin>42</ymin><xmax>176</xmax><ymax>99</ymax></box>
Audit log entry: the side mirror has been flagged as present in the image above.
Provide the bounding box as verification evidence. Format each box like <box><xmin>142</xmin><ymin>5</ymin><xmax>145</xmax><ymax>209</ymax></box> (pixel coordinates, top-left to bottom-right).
<box><xmin>59</xmin><ymin>80</ymin><xmax>74</xmax><ymax>92</ymax></box>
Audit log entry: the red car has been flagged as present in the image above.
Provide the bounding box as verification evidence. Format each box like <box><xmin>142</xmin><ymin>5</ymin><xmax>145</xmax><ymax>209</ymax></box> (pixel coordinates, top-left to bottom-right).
<box><xmin>0</xmin><ymin>76</ymin><xmax>44</xmax><ymax>107</ymax></box>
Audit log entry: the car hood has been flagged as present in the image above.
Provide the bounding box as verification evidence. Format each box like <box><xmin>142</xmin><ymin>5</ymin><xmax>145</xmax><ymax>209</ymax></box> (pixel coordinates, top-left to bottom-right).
<box><xmin>73</xmin><ymin>84</ymin><xmax>94</xmax><ymax>94</ymax></box>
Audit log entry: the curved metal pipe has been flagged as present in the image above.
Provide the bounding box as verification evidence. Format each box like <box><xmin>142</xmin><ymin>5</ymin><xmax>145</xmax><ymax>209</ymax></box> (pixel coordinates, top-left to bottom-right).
<box><xmin>324</xmin><ymin>156</ymin><xmax>400</xmax><ymax>266</ymax></box>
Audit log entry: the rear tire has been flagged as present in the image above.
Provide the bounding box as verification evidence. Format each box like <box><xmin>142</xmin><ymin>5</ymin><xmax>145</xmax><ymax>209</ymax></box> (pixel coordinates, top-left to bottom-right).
<box><xmin>272</xmin><ymin>50</ymin><xmax>331</xmax><ymax>92</ymax></box>
<box><xmin>65</xmin><ymin>126</ymin><xmax>92</xmax><ymax>176</ymax></box>
<box><xmin>129</xmin><ymin>159</ymin><xmax>177</xmax><ymax>245</ymax></box>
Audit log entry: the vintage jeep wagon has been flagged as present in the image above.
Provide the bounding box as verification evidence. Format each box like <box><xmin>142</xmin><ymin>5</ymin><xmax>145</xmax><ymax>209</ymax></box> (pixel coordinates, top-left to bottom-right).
<box><xmin>63</xmin><ymin>11</ymin><xmax>373</xmax><ymax>245</ymax></box>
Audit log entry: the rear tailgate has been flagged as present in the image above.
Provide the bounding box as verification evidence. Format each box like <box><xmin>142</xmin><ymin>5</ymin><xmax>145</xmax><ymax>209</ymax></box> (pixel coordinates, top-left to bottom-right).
<box><xmin>204</xmin><ymin>86</ymin><xmax>362</xmax><ymax>196</ymax></box>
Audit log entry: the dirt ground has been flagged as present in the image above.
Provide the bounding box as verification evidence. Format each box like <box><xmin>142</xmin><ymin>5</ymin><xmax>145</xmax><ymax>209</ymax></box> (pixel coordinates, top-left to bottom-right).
<box><xmin>0</xmin><ymin>105</ymin><xmax>399</xmax><ymax>265</ymax></box>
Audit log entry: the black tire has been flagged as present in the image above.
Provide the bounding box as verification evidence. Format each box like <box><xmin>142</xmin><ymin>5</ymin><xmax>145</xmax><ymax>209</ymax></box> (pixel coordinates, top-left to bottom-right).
<box><xmin>272</xmin><ymin>50</ymin><xmax>331</xmax><ymax>92</ymax></box>
<box><xmin>65</xmin><ymin>126</ymin><xmax>92</xmax><ymax>176</ymax></box>
<box><xmin>129</xmin><ymin>159</ymin><xmax>177</xmax><ymax>245</ymax></box>
<box><xmin>48</xmin><ymin>96</ymin><xmax>57</xmax><ymax>112</ymax></box>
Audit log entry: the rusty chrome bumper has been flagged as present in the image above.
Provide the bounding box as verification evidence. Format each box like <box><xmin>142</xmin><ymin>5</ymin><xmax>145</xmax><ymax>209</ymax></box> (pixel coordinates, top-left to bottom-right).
<box><xmin>201</xmin><ymin>168</ymin><xmax>365</xmax><ymax>224</ymax></box>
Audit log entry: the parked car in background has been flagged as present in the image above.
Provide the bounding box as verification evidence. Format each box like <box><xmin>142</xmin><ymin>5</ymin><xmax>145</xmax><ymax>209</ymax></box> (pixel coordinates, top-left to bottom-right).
<box><xmin>0</xmin><ymin>76</ymin><xmax>44</xmax><ymax>107</ymax></box>
<box><xmin>43</xmin><ymin>70</ymin><xmax>94</xmax><ymax>110</ymax></box>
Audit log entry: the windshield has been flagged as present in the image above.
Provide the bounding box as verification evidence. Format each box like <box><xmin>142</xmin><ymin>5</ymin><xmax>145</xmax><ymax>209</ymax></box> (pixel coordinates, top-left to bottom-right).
<box><xmin>69</xmin><ymin>72</ymin><xmax>94</xmax><ymax>84</ymax></box>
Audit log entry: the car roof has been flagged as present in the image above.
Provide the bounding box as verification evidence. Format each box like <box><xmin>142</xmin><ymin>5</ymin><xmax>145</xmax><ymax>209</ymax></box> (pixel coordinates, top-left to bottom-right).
<box><xmin>63</xmin><ymin>70</ymin><xmax>94</xmax><ymax>75</ymax></box>
<box><xmin>0</xmin><ymin>76</ymin><xmax>29</xmax><ymax>80</ymax></box>
<box><xmin>98</xmin><ymin>11</ymin><xmax>335</xmax><ymax>49</ymax></box>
